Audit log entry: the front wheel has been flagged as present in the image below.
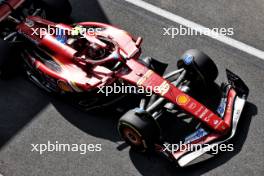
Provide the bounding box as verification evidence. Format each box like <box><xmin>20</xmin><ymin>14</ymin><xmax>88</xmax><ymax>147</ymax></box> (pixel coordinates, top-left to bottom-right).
<box><xmin>177</xmin><ymin>49</ymin><xmax>219</xmax><ymax>83</ymax></box>
<box><xmin>118</xmin><ymin>109</ymin><xmax>161</xmax><ymax>152</ymax></box>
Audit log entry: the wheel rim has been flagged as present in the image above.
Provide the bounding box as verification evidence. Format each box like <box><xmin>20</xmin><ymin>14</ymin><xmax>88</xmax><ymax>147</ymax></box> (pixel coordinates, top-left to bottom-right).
<box><xmin>122</xmin><ymin>127</ymin><xmax>143</xmax><ymax>146</ymax></box>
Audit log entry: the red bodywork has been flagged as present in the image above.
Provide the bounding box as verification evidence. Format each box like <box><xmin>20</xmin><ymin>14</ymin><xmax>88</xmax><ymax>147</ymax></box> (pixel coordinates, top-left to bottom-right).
<box><xmin>16</xmin><ymin>16</ymin><xmax>141</xmax><ymax>91</ymax></box>
<box><xmin>15</xmin><ymin>16</ymin><xmax>231</xmax><ymax>135</ymax></box>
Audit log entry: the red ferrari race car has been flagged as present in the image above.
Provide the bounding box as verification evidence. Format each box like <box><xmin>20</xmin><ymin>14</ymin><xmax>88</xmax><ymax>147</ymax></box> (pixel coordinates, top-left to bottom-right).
<box><xmin>0</xmin><ymin>0</ymin><xmax>249</xmax><ymax>167</ymax></box>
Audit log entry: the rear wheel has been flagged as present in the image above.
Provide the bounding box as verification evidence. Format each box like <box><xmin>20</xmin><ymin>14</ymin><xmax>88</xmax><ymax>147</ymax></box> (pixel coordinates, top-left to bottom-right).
<box><xmin>118</xmin><ymin>109</ymin><xmax>161</xmax><ymax>152</ymax></box>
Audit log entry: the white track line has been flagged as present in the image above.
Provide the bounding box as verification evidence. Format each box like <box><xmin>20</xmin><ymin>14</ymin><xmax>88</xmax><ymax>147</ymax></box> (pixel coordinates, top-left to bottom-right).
<box><xmin>124</xmin><ymin>0</ymin><xmax>264</xmax><ymax>60</ymax></box>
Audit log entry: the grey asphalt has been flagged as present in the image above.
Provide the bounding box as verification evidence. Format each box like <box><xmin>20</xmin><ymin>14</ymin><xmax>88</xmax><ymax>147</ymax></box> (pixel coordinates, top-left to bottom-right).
<box><xmin>0</xmin><ymin>0</ymin><xmax>263</xmax><ymax>175</ymax></box>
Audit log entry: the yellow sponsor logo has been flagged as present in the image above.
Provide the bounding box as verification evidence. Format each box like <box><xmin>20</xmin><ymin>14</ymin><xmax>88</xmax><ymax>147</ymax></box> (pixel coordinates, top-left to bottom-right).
<box><xmin>176</xmin><ymin>94</ymin><xmax>190</xmax><ymax>105</ymax></box>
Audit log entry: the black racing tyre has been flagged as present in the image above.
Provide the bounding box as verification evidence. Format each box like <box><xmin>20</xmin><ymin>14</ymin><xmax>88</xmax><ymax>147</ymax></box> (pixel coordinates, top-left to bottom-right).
<box><xmin>0</xmin><ymin>39</ymin><xmax>12</xmax><ymax>79</ymax></box>
<box><xmin>118</xmin><ymin>109</ymin><xmax>161</xmax><ymax>152</ymax></box>
<box><xmin>178</xmin><ymin>49</ymin><xmax>218</xmax><ymax>82</ymax></box>
<box><xmin>37</xmin><ymin>0</ymin><xmax>72</xmax><ymax>21</ymax></box>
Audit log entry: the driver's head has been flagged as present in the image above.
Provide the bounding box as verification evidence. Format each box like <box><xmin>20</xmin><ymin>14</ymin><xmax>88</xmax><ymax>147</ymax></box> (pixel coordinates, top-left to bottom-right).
<box><xmin>85</xmin><ymin>43</ymin><xmax>104</xmax><ymax>59</ymax></box>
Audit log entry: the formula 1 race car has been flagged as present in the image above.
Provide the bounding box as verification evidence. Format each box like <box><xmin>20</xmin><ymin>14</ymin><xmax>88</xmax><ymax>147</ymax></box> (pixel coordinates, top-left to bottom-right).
<box><xmin>0</xmin><ymin>0</ymin><xmax>249</xmax><ymax>167</ymax></box>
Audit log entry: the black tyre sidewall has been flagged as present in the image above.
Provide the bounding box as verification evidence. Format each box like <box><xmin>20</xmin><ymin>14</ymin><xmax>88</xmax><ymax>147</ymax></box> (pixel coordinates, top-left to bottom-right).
<box><xmin>179</xmin><ymin>49</ymin><xmax>218</xmax><ymax>83</ymax></box>
<box><xmin>193</xmin><ymin>52</ymin><xmax>218</xmax><ymax>82</ymax></box>
<box><xmin>118</xmin><ymin>122</ymin><xmax>148</xmax><ymax>152</ymax></box>
<box><xmin>118</xmin><ymin>110</ymin><xmax>160</xmax><ymax>152</ymax></box>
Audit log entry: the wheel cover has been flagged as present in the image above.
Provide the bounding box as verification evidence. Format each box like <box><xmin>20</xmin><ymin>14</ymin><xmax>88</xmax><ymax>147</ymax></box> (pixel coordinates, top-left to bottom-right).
<box><xmin>122</xmin><ymin>127</ymin><xmax>143</xmax><ymax>146</ymax></box>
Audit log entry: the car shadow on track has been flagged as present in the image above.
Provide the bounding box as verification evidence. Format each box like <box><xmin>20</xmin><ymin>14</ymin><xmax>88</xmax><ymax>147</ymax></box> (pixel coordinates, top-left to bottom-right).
<box><xmin>0</xmin><ymin>76</ymin><xmax>50</xmax><ymax>148</ymax></box>
<box><xmin>128</xmin><ymin>102</ymin><xmax>257</xmax><ymax>176</ymax></box>
<box><xmin>50</xmin><ymin>95</ymin><xmax>141</xmax><ymax>143</ymax></box>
